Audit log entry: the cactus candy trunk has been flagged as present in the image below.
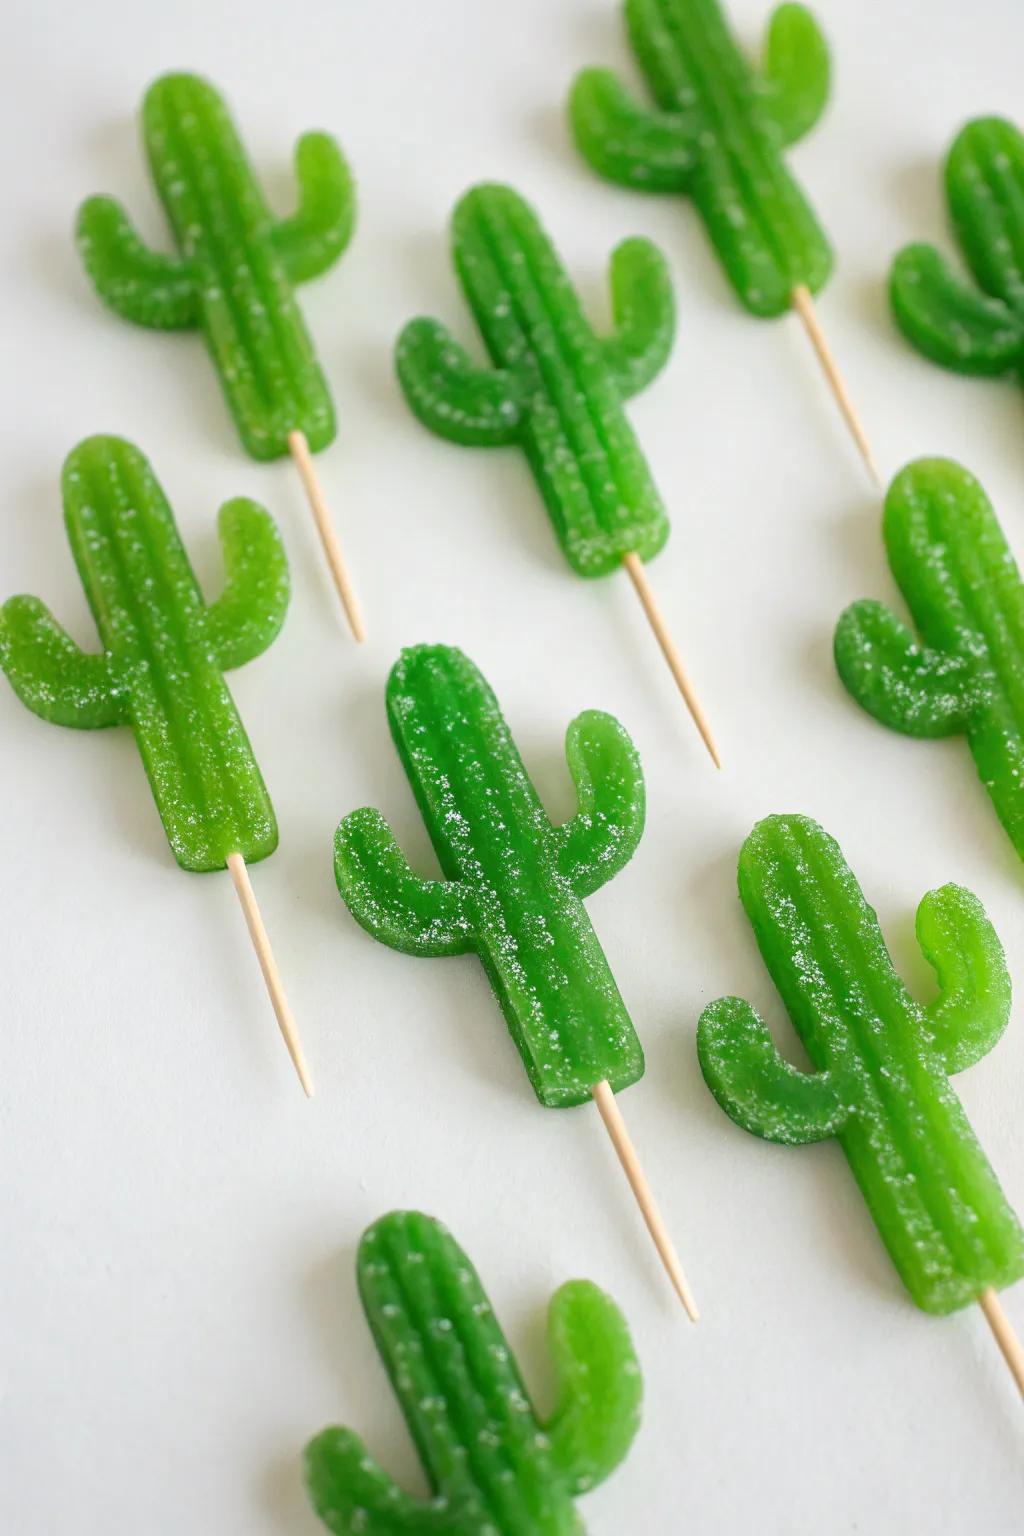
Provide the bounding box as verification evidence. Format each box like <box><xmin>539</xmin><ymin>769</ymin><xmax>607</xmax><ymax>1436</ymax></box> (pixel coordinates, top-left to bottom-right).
<box><xmin>335</xmin><ymin>646</ymin><xmax>647</xmax><ymax>1107</ymax></box>
<box><xmin>396</xmin><ymin>184</ymin><xmax>675</xmax><ymax>577</ymax></box>
<box><xmin>0</xmin><ymin>436</ymin><xmax>289</xmax><ymax>873</ymax></box>
<box><xmin>570</xmin><ymin>0</ymin><xmax>833</xmax><ymax>317</ymax></box>
<box><xmin>835</xmin><ymin>459</ymin><xmax>1024</xmax><ymax>859</ymax></box>
<box><xmin>304</xmin><ymin>1211</ymin><xmax>643</xmax><ymax>1536</ymax></box>
<box><xmin>698</xmin><ymin>815</ymin><xmax>1024</xmax><ymax>1314</ymax></box>
<box><xmin>77</xmin><ymin>73</ymin><xmax>357</xmax><ymax>460</ymax></box>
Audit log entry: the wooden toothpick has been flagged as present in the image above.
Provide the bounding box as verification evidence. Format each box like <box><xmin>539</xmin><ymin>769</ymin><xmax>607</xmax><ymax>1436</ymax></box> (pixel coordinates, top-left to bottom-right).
<box><xmin>226</xmin><ymin>851</ymin><xmax>313</xmax><ymax>1096</ymax></box>
<box><xmin>287</xmin><ymin>429</ymin><xmax>365</xmax><ymax>642</ymax></box>
<box><xmin>591</xmin><ymin>1079</ymin><xmax>698</xmax><ymax>1320</ymax></box>
<box><xmin>978</xmin><ymin>1287</ymin><xmax>1024</xmax><ymax>1396</ymax></box>
<box><xmin>621</xmin><ymin>551</ymin><xmax>721</xmax><ymax>768</ymax></box>
<box><xmin>790</xmin><ymin>286</ymin><xmax>881</xmax><ymax>489</ymax></box>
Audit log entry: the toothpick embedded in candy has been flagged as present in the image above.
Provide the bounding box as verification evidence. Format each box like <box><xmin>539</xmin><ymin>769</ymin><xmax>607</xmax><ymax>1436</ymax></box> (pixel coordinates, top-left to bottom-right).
<box><xmin>336</xmin><ymin>645</ymin><xmax>698</xmax><ymax>1315</ymax></box>
<box><xmin>891</xmin><ymin>117</ymin><xmax>1024</xmax><ymax>383</ymax></box>
<box><xmin>0</xmin><ymin>435</ymin><xmax>311</xmax><ymax>1094</ymax></box>
<box><xmin>304</xmin><ymin>1210</ymin><xmax>643</xmax><ymax>1535</ymax></box>
<box><xmin>75</xmin><ymin>72</ymin><xmax>364</xmax><ymax>639</ymax></box>
<box><xmin>698</xmin><ymin>814</ymin><xmax>1024</xmax><ymax>1391</ymax></box>
<box><xmin>395</xmin><ymin>182</ymin><xmax>720</xmax><ymax>766</ymax></box>
<box><xmin>568</xmin><ymin>0</ymin><xmax>879</xmax><ymax>483</ymax></box>
<box><xmin>835</xmin><ymin>458</ymin><xmax>1024</xmax><ymax>863</ymax></box>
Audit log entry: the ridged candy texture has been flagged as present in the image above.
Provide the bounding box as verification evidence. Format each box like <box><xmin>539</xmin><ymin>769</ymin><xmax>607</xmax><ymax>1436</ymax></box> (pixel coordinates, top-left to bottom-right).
<box><xmin>697</xmin><ymin>815</ymin><xmax>1024</xmax><ymax>1314</ymax></box>
<box><xmin>891</xmin><ymin>118</ymin><xmax>1024</xmax><ymax>377</ymax></box>
<box><xmin>305</xmin><ymin>1210</ymin><xmax>642</xmax><ymax>1535</ymax></box>
<box><xmin>0</xmin><ymin>436</ymin><xmax>289</xmax><ymax>873</ymax></box>
<box><xmin>335</xmin><ymin>645</ymin><xmax>646</xmax><ymax>1107</ymax></box>
<box><xmin>396</xmin><ymin>183</ymin><xmax>674</xmax><ymax>578</ymax></box>
<box><xmin>835</xmin><ymin>458</ymin><xmax>1024</xmax><ymax>860</ymax></box>
<box><xmin>76</xmin><ymin>72</ymin><xmax>356</xmax><ymax>460</ymax></box>
<box><xmin>569</xmin><ymin>0</ymin><xmax>833</xmax><ymax>317</ymax></box>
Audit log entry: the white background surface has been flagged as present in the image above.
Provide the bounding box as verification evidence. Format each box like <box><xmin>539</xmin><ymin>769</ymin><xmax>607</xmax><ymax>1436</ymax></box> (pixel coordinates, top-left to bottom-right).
<box><xmin>1</xmin><ymin>1</ymin><xmax>1023</xmax><ymax>1531</ymax></box>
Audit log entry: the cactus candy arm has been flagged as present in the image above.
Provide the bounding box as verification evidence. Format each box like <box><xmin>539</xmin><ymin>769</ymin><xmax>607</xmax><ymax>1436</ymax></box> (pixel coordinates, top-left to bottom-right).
<box><xmin>835</xmin><ymin>457</ymin><xmax>1024</xmax><ymax>860</ymax></box>
<box><xmin>396</xmin><ymin>183</ymin><xmax>673</xmax><ymax>578</ymax></box>
<box><xmin>890</xmin><ymin>118</ymin><xmax>1024</xmax><ymax>374</ymax></box>
<box><xmin>569</xmin><ymin>0</ymin><xmax>834</xmax><ymax>317</ymax></box>
<box><xmin>696</xmin><ymin>814</ymin><xmax>1024</xmax><ymax>1314</ymax></box>
<box><xmin>77</xmin><ymin>73</ymin><xmax>354</xmax><ymax>461</ymax></box>
<box><xmin>304</xmin><ymin>1211</ymin><xmax>642</xmax><ymax>1536</ymax></box>
<box><xmin>335</xmin><ymin>646</ymin><xmax>645</xmax><ymax>1108</ymax></box>
<box><xmin>0</xmin><ymin>435</ymin><xmax>288</xmax><ymax>874</ymax></box>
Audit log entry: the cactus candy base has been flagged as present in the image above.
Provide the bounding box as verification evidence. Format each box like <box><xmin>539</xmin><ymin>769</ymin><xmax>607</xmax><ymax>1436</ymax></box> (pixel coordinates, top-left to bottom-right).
<box><xmin>335</xmin><ymin>645</ymin><xmax>646</xmax><ymax>1107</ymax></box>
<box><xmin>305</xmin><ymin>1210</ymin><xmax>642</xmax><ymax>1536</ymax></box>
<box><xmin>890</xmin><ymin>118</ymin><xmax>1024</xmax><ymax>377</ymax></box>
<box><xmin>569</xmin><ymin>0</ymin><xmax>833</xmax><ymax>317</ymax></box>
<box><xmin>697</xmin><ymin>814</ymin><xmax>1024</xmax><ymax>1315</ymax></box>
<box><xmin>396</xmin><ymin>182</ymin><xmax>674</xmax><ymax>578</ymax></box>
<box><xmin>835</xmin><ymin>458</ymin><xmax>1024</xmax><ymax>860</ymax></box>
<box><xmin>0</xmin><ymin>436</ymin><xmax>289</xmax><ymax>873</ymax></box>
<box><xmin>76</xmin><ymin>72</ymin><xmax>356</xmax><ymax>460</ymax></box>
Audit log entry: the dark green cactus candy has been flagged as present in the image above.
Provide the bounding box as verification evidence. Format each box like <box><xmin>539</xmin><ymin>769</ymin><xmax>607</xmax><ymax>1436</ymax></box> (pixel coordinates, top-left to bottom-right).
<box><xmin>697</xmin><ymin>815</ymin><xmax>1024</xmax><ymax>1314</ymax></box>
<box><xmin>569</xmin><ymin>0</ymin><xmax>833</xmax><ymax>317</ymax></box>
<box><xmin>835</xmin><ymin>458</ymin><xmax>1024</xmax><ymax>860</ymax></box>
<box><xmin>891</xmin><ymin>118</ymin><xmax>1024</xmax><ymax>377</ymax></box>
<box><xmin>305</xmin><ymin>1210</ymin><xmax>642</xmax><ymax>1535</ymax></box>
<box><xmin>0</xmin><ymin>435</ymin><xmax>288</xmax><ymax>873</ymax></box>
<box><xmin>335</xmin><ymin>645</ymin><xmax>646</xmax><ymax>1107</ymax></box>
<box><xmin>76</xmin><ymin>72</ymin><xmax>355</xmax><ymax>460</ymax></box>
<box><xmin>396</xmin><ymin>182</ymin><xmax>674</xmax><ymax>578</ymax></box>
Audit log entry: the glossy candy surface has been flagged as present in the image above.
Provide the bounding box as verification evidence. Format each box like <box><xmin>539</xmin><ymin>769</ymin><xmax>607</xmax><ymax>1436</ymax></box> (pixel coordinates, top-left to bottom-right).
<box><xmin>396</xmin><ymin>182</ymin><xmax>673</xmax><ymax>577</ymax></box>
<box><xmin>698</xmin><ymin>814</ymin><xmax>1024</xmax><ymax>1314</ymax></box>
<box><xmin>0</xmin><ymin>436</ymin><xmax>288</xmax><ymax>872</ymax></box>
<box><xmin>77</xmin><ymin>73</ymin><xmax>355</xmax><ymax>460</ymax></box>
<box><xmin>835</xmin><ymin>459</ymin><xmax>1024</xmax><ymax>860</ymax></box>
<box><xmin>570</xmin><ymin>0</ymin><xmax>833</xmax><ymax>317</ymax></box>
<box><xmin>305</xmin><ymin>1210</ymin><xmax>642</xmax><ymax>1536</ymax></box>
<box><xmin>891</xmin><ymin>118</ymin><xmax>1024</xmax><ymax>376</ymax></box>
<box><xmin>335</xmin><ymin>645</ymin><xmax>646</xmax><ymax>1107</ymax></box>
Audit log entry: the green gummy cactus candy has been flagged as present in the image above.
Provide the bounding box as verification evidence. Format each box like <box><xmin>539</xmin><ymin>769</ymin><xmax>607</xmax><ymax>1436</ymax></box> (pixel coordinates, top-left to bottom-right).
<box><xmin>305</xmin><ymin>1210</ymin><xmax>642</xmax><ymax>1536</ymax></box>
<box><xmin>569</xmin><ymin>0</ymin><xmax>833</xmax><ymax>318</ymax></box>
<box><xmin>335</xmin><ymin>645</ymin><xmax>646</xmax><ymax>1107</ymax></box>
<box><xmin>835</xmin><ymin>458</ymin><xmax>1024</xmax><ymax>860</ymax></box>
<box><xmin>76</xmin><ymin>72</ymin><xmax>356</xmax><ymax>460</ymax></box>
<box><xmin>0</xmin><ymin>435</ymin><xmax>288</xmax><ymax>873</ymax></box>
<box><xmin>698</xmin><ymin>814</ymin><xmax>1024</xmax><ymax>1315</ymax></box>
<box><xmin>396</xmin><ymin>182</ymin><xmax>673</xmax><ymax>578</ymax></box>
<box><xmin>891</xmin><ymin>118</ymin><xmax>1024</xmax><ymax>376</ymax></box>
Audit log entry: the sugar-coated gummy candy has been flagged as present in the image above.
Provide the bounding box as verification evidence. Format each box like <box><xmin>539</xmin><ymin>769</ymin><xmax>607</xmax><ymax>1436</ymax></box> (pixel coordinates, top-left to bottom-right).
<box><xmin>698</xmin><ymin>814</ymin><xmax>1024</xmax><ymax>1314</ymax></box>
<box><xmin>569</xmin><ymin>0</ymin><xmax>833</xmax><ymax>317</ymax></box>
<box><xmin>891</xmin><ymin>118</ymin><xmax>1024</xmax><ymax>376</ymax></box>
<box><xmin>0</xmin><ymin>436</ymin><xmax>288</xmax><ymax>873</ymax></box>
<box><xmin>335</xmin><ymin>645</ymin><xmax>646</xmax><ymax>1107</ymax></box>
<box><xmin>835</xmin><ymin>458</ymin><xmax>1024</xmax><ymax>861</ymax></box>
<box><xmin>76</xmin><ymin>73</ymin><xmax>355</xmax><ymax>460</ymax></box>
<box><xmin>396</xmin><ymin>182</ymin><xmax>674</xmax><ymax>578</ymax></box>
<box><xmin>304</xmin><ymin>1210</ymin><xmax>642</xmax><ymax>1536</ymax></box>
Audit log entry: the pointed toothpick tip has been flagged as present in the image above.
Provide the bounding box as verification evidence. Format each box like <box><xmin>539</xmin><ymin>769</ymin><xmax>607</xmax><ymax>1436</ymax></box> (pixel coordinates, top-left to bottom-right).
<box><xmin>621</xmin><ymin>552</ymin><xmax>719</xmax><ymax>771</ymax></box>
<box><xmin>287</xmin><ymin>429</ymin><xmax>366</xmax><ymax>642</ymax></box>
<box><xmin>790</xmin><ymin>286</ymin><xmax>881</xmax><ymax>491</ymax></box>
<box><xmin>226</xmin><ymin>852</ymin><xmax>314</xmax><ymax>1097</ymax></box>
<box><xmin>591</xmin><ymin>1080</ymin><xmax>699</xmax><ymax>1321</ymax></box>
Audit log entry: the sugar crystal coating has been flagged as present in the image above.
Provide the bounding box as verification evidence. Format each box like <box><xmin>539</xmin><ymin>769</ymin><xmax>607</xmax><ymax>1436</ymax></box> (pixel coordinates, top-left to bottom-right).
<box><xmin>698</xmin><ymin>814</ymin><xmax>1024</xmax><ymax>1314</ymax></box>
<box><xmin>0</xmin><ymin>435</ymin><xmax>288</xmax><ymax>872</ymax></box>
<box><xmin>835</xmin><ymin>458</ymin><xmax>1024</xmax><ymax>860</ymax></box>
<box><xmin>304</xmin><ymin>1210</ymin><xmax>642</xmax><ymax>1535</ymax></box>
<box><xmin>569</xmin><ymin>0</ymin><xmax>833</xmax><ymax>317</ymax></box>
<box><xmin>76</xmin><ymin>72</ymin><xmax>355</xmax><ymax>460</ymax></box>
<box><xmin>891</xmin><ymin>118</ymin><xmax>1024</xmax><ymax>375</ymax></box>
<box><xmin>396</xmin><ymin>183</ymin><xmax>673</xmax><ymax>578</ymax></box>
<box><xmin>335</xmin><ymin>645</ymin><xmax>646</xmax><ymax>1107</ymax></box>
